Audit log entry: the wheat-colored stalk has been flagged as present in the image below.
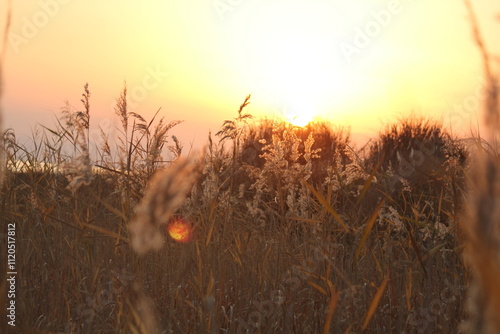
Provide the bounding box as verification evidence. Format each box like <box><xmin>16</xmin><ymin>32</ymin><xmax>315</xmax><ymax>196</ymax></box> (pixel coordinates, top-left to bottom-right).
<box><xmin>461</xmin><ymin>1</ymin><xmax>500</xmax><ymax>333</ymax></box>
<box><xmin>129</xmin><ymin>156</ymin><xmax>201</xmax><ymax>255</ymax></box>
<box><xmin>0</xmin><ymin>0</ymin><xmax>12</xmax><ymax>186</ymax></box>
<box><xmin>64</xmin><ymin>84</ymin><xmax>93</xmax><ymax>194</ymax></box>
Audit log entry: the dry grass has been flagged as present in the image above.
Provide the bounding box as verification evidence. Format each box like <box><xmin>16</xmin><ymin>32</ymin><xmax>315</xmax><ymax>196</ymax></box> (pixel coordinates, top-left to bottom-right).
<box><xmin>459</xmin><ymin>1</ymin><xmax>500</xmax><ymax>333</ymax></box>
<box><xmin>1</xmin><ymin>2</ymin><xmax>499</xmax><ymax>332</ymax></box>
<box><xmin>0</xmin><ymin>88</ymin><xmax>472</xmax><ymax>333</ymax></box>
<box><xmin>0</xmin><ymin>0</ymin><xmax>12</xmax><ymax>187</ymax></box>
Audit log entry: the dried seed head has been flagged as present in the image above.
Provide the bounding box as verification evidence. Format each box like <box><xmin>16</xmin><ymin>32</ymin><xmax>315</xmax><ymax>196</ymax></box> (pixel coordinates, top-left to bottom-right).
<box><xmin>129</xmin><ymin>156</ymin><xmax>201</xmax><ymax>254</ymax></box>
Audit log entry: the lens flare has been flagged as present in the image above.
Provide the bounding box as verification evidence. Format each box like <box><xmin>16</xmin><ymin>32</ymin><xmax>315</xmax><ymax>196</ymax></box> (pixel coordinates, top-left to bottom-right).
<box><xmin>167</xmin><ymin>218</ymin><xmax>192</xmax><ymax>243</ymax></box>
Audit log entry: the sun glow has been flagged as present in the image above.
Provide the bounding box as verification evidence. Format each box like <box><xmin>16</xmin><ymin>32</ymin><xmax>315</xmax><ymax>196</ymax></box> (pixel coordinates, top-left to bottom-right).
<box><xmin>284</xmin><ymin>106</ymin><xmax>316</xmax><ymax>127</ymax></box>
<box><xmin>236</xmin><ymin>1</ymin><xmax>365</xmax><ymax>122</ymax></box>
<box><xmin>286</xmin><ymin>113</ymin><xmax>314</xmax><ymax>127</ymax></box>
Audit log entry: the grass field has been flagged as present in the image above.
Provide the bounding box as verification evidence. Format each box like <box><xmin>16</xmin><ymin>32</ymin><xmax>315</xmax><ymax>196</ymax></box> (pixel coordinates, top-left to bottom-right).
<box><xmin>1</xmin><ymin>85</ymin><xmax>491</xmax><ymax>333</ymax></box>
<box><xmin>1</xmin><ymin>2</ymin><xmax>500</xmax><ymax>332</ymax></box>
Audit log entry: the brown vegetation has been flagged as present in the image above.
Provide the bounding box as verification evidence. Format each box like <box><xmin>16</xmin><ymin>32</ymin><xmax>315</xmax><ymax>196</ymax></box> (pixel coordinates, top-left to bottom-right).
<box><xmin>0</xmin><ymin>86</ymin><xmax>472</xmax><ymax>333</ymax></box>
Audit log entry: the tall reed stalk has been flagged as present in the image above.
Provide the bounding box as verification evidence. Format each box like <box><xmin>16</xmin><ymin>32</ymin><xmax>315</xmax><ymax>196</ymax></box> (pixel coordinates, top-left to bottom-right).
<box><xmin>461</xmin><ymin>1</ymin><xmax>500</xmax><ymax>333</ymax></box>
<box><xmin>0</xmin><ymin>0</ymin><xmax>12</xmax><ymax>186</ymax></box>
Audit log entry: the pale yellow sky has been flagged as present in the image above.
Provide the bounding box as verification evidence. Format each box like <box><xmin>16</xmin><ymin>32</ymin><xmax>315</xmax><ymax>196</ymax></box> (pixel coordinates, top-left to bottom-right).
<box><xmin>1</xmin><ymin>0</ymin><xmax>499</xmax><ymax>149</ymax></box>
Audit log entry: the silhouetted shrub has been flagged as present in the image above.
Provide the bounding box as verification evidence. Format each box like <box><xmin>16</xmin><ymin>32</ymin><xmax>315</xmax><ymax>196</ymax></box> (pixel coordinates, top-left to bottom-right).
<box><xmin>365</xmin><ymin>118</ymin><xmax>469</xmax><ymax>245</ymax></box>
<box><xmin>367</xmin><ymin>118</ymin><xmax>467</xmax><ymax>191</ymax></box>
<box><xmin>240</xmin><ymin>119</ymin><xmax>351</xmax><ymax>184</ymax></box>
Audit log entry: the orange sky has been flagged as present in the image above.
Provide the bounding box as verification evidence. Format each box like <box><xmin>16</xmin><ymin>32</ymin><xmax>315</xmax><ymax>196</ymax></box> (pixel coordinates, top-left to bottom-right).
<box><xmin>1</xmin><ymin>0</ymin><xmax>499</xmax><ymax>150</ymax></box>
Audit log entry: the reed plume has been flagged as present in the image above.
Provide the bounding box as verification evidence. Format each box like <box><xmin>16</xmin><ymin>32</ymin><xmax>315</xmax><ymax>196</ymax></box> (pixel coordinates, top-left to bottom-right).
<box><xmin>0</xmin><ymin>0</ymin><xmax>12</xmax><ymax>186</ymax></box>
<box><xmin>461</xmin><ymin>1</ymin><xmax>500</xmax><ymax>332</ymax></box>
<box><xmin>129</xmin><ymin>156</ymin><xmax>201</xmax><ymax>254</ymax></box>
<box><xmin>63</xmin><ymin>83</ymin><xmax>93</xmax><ymax>194</ymax></box>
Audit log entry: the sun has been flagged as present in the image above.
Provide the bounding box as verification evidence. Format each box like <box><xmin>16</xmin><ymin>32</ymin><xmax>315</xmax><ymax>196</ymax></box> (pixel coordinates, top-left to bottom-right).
<box><xmin>234</xmin><ymin>1</ymin><xmax>364</xmax><ymax>123</ymax></box>
<box><xmin>286</xmin><ymin>113</ymin><xmax>314</xmax><ymax>127</ymax></box>
<box><xmin>283</xmin><ymin>105</ymin><xmax>316</xmax><ymax>127</ymax></box>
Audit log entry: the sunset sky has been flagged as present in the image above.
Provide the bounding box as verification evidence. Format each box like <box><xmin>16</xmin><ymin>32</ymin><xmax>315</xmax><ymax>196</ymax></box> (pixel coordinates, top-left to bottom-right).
<box><xmin>1</xmin><ymin>0</ymin><xmax>499</xmax><ymax>150</ymax></box>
